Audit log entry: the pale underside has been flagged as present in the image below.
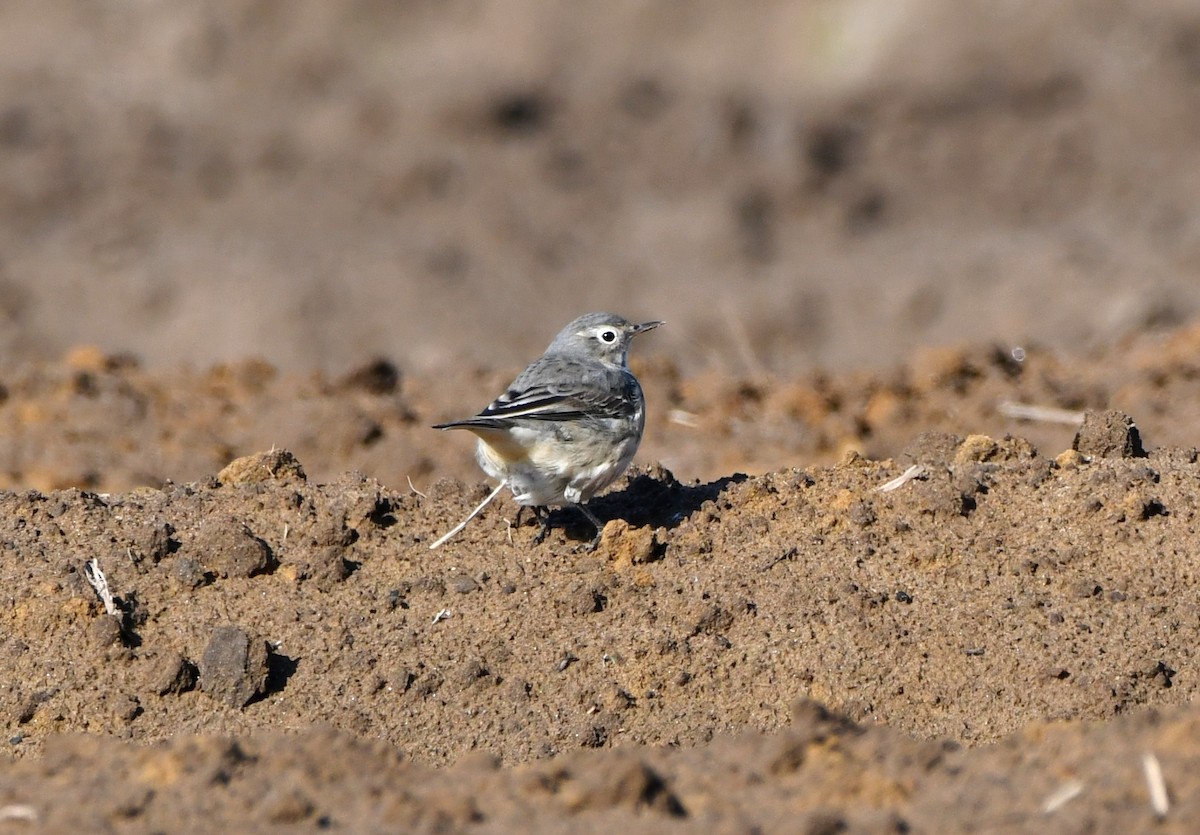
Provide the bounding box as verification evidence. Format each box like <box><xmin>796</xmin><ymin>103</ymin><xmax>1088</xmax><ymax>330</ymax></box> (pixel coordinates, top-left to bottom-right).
<box><xmin>466</xmin><ymin>418</ymin><xmax>642</xmax><ymax>506</ymax></box>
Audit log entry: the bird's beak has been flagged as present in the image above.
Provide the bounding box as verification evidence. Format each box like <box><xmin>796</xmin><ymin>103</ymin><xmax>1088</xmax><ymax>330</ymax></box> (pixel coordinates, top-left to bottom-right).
<box><xmin>634</xmin><ymin>320</ymin><xmax>664</xmax><ymax>335</ymax></box>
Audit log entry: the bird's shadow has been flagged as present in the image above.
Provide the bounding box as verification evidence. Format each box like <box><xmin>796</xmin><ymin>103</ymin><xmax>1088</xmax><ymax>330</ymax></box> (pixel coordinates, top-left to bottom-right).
<box><xmin>547</xmin><ymin>464</ymin><xmax>748</xmax><ymax>540</ymax></box>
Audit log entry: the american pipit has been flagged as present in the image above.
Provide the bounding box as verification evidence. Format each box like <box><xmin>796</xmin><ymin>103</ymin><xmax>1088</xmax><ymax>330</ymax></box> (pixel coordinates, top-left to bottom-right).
<box><xmin>432</xmin><ymin>312</ymin><xmax>661</xmax><ymax>549</ymax></box>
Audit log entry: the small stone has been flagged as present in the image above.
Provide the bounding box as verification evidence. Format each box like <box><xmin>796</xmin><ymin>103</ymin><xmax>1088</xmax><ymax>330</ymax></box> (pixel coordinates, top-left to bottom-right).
<box><xmin>191</xmin><ymin>518</ymin><xmax>274</xmax><ymax>579</ymax></box>
<box><xmin>1073</xmin><ymin>410</ymin><xmax>1146</xmax><ymax>459</ymax></box>
<box><xmin>601</xmin><ymin>519</ymin><xmax>658</xmax><ymax>567</ymax></box>
<box><xmin>148</xmin><ymin>651</ymin><xmax>199</xmax><ymax>696</ymax></box>
<box><xmin>218</xmin><ymin>449</ymin><xmax>307</xmax><ymax>486</ymax></box>
<box><xmin>89</xmin><ymin>614</ymin><xmax>125</xmax><ymax>648</ymax></box>
<box><xmin>199</xmin><ymin>626</ymin><xmax>270</xmax><ymax>709</ymax></box>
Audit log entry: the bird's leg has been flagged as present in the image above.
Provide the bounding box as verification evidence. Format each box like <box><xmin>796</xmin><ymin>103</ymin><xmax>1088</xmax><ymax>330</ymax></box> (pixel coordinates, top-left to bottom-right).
<box><xmin>575</xmin><ymin>503</ymin><xmax>606</xmax><ymax>552</ymax></box>
<box><xmin>531</xmin><ymin>505</ymin><xmax>553</xmax><ymax>545</ymax></box>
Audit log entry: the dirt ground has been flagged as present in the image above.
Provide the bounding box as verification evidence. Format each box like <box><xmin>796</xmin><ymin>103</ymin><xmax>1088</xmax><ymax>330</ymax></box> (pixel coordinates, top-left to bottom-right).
<box><xmin>7</xmin><ymin>342</ymin><xmax>1200</xmax><ymax>832</ymax></box>
<box><xmin>5</xmin><ymin>1</ymin><xmax>1200</xmax><ymax>833</ymax></box>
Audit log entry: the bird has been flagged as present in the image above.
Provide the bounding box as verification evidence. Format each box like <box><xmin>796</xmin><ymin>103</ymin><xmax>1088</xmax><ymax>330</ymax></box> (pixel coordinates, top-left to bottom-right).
<box><xmin>432</xmin><ymin>312</ymin><xmax>662</xmax><ymax>550</ymax></box>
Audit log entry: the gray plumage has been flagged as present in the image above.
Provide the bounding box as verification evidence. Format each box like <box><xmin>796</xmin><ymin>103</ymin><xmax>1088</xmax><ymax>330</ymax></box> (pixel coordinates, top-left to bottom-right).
<box><xmin>434</xmin><ymin>312</ymin><xmax>662</xmax><ymax>548</ymax></box>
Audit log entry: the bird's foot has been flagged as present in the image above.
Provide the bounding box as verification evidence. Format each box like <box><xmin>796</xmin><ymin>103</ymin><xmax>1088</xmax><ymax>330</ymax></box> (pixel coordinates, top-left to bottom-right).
<box><xmin>575</xmin><ymin>504</ymin><xmax>606</xmax><ymax>552</ymax></box>
<box><xmin>531</xmin><ymin>506</ymin><xmax>552</xmax><ymax>545</ymax></box>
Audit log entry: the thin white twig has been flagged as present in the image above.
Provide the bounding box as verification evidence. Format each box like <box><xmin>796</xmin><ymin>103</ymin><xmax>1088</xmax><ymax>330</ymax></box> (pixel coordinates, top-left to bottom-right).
<box><xmin>407</xmin><ymin>476</ymin><xmax>428</xmax><ymax>499</ymax></box>
<box><xmin>431</xmin><ymin>608</ymin><xmax>452</xmax><ymax>624</ymax></box>
<box><xmin>0</xmin><ymin>805</ymin><xmax>37</xmax><ymax>822</ymax></box>
<box><xmin>1042</xmin><ymin>780</ymin><xmax>1084</xmax><ymax>814</ymax></box>
<box><xmin>1143</xmin><ymin>752</ymin><xmax>1169</xmax><ymax>818</ymax></box>
<box><xmin>998</xmin><ymin>401</ymin><xmax>1085</xmax><ymax>425</ymax></box>
<box><xmin>668</xmin><ymin>409</ymin><xmax>699</xmax><ymax>428</ymax></box>
<box><xmin>83</xmin><ymin>559</ymin><xmax>117</xmax><ymax>616</ymax></box>
<box><xmin>429</xmin><ymin>482</ymin><xmax>506</xmax><ymax>550</ymax></box>
<box><xmin>877</xmin><ymin>464</ymin><xmax>926</xmax><ymax>493</ymax></box>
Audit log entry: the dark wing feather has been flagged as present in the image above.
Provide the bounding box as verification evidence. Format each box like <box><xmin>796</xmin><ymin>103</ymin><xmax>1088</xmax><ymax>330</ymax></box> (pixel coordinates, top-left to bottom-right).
<box><xmin>463</xmin><ymin>357</ymin><xmax>636</xmax><ymax>425</ymax></box>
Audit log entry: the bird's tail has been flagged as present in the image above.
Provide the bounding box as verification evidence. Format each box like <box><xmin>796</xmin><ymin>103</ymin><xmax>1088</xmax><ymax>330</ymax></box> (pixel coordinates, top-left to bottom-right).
<box><xmin>432</xmin><ymin>418</ymin><xmax>509</xmax><ymax>431</ymax></box>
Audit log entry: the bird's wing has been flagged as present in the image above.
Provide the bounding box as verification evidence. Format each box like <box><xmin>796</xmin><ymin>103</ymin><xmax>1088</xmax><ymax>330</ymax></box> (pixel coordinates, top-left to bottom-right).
<box><xmin>477</xmin><ymin>357</ymin><xmax>633</xmax><ymax>423</ymax></box>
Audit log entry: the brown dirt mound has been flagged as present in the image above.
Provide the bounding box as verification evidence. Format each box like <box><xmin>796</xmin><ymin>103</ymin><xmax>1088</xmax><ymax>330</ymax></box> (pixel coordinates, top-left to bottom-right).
<box><xmin>2</xmin><ymin>324</ymin><xmax>1200</xmax><ymax>830</ymax></box>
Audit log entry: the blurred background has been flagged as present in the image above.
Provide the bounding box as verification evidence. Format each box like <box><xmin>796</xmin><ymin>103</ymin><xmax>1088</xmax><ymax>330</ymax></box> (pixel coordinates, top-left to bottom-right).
<box><xmin>1</xmin><ymin>0</ymin><xmax>1198</xmax><ymax>377</ymax></box>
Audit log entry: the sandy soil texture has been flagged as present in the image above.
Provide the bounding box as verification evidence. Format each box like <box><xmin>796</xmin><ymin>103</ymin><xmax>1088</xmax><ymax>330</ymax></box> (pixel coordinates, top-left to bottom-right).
<box><xmin>4</xmin><ymin>1</ymin><xmax>1200</xmax><ymax>832</ymax></box>
<box><xmin>2</xmin><ymin>325</ymin><xmax>1200</xmax><ymax>832</ymax></box>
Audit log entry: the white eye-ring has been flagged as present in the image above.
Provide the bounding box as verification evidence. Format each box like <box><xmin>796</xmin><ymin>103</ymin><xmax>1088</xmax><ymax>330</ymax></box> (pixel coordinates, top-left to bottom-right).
<box><xmin>599</xmin><ymin>329</ymin><xmax>617</xmax><ymax>343</ymax></box>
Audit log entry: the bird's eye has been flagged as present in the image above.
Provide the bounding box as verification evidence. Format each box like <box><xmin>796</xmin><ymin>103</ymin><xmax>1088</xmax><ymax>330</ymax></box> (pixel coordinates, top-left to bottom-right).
<box><xmin>600</xmin><ymin>329</ymin><xmax>617</xmax><ymax>343</ymax></box>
